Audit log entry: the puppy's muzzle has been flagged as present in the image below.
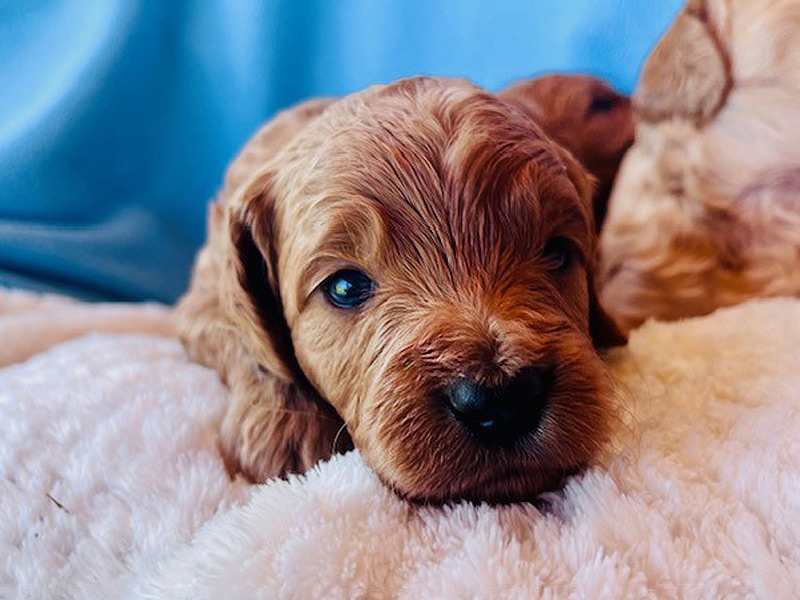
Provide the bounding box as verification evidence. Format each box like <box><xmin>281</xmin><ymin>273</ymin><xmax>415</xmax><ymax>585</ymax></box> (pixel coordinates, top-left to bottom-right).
<box><xmin>444</xmin><ymin>366</ymin><xmax>551</xmax><ymax>446</ymax></box>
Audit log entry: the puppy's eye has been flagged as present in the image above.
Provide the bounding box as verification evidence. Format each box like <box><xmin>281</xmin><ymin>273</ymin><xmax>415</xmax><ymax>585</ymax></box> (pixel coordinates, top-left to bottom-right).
<box><xmin>543</xmin><ymin>237</ymin><xmax>574</xmax><ymax>273</ymax></box>
<box><xmin>322</xmin><ymin>269</ymin><xmax>375</xmax><ymax>309</ymax></box>
<box><xmin>588</xmin><ymin>93</ymin><xmax>616</xmax><ymax>114</ymax></box>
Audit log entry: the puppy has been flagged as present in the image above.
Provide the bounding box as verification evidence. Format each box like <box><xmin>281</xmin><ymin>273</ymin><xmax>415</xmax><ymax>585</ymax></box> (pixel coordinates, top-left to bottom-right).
<box><xmin>177</xmin><ymin>76</ymin><xmax>625</xmax><ymax>504</ymax></box>
<box><xmin>599</xmin><ymin>0</ymin><xmax>800</xmax><ymax>332</ymax></box>
<box><xmin>499</xmin><ymin>75</ymin><xmax>634</xmax><ymax>230</ymax></box>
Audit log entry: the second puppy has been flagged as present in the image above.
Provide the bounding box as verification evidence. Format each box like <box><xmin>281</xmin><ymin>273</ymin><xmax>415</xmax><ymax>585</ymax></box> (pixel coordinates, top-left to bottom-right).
<box><xmin>599</xmin><ymin>0</ymin><xmax>800</xmax><ymax>331</ymax></box>
<box><xmin>499</xmin><ymin>75</ymin><xmax>634</xmax><ymax>231</ymax></box>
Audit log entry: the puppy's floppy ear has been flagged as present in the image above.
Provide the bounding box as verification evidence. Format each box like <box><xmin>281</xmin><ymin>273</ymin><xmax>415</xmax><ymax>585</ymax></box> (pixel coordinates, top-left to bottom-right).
<box><xmin>222</xmin><ymin>175</ymin><xmax>298</xmax><ymax>381</ymax></box>
<box><xmin>556</xmin><ymin>146</ymin><xmax>628</xmax><ymax>348</ymax></box>
<box><xmin>177</xmin><ymin>172</ymin><xmax>350</xmax><ymax>483</ymax></box>
<box><xmin>223</xmin><ymin>174</ymin><xmax>353</xmax><ymax>480</ymax></box>
<box><xmin>635</xmin><ymin>0</ymin><xmax>730</xmax><ymax>126</ymax></box>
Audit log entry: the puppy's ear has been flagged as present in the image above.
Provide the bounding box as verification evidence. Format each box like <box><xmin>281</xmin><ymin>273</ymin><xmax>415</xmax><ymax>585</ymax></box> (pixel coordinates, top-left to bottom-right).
<box><xmin>556</xmin><ymin>145</ymin><xmax>628</xmax><ymax>348</ymax></box>
<box><xmin>222</xmin><ymin>175</ymin><xmax>298</xmax><ymax>382</ymax></box>
<box><xmin>635</xmin><ymin>0</ymin><xmax>730</xmax><ymax>125</ymax></box>
<box><xmin>177</xmin><ymin>174</ymin><xmax>350</xmax><ymax>483</ymax></box>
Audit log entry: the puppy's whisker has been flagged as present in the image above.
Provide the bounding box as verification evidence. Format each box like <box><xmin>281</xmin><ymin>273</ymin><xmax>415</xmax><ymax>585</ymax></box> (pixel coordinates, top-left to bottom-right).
<box><xmin>331</xmin><ymin>422</ymin><xmax>349</xmax><ymax>454</ymax></box>
<box><xmin>603</xmin><ymin>366</ymin><xmax>648</xmax><ymax>455</ymax></box>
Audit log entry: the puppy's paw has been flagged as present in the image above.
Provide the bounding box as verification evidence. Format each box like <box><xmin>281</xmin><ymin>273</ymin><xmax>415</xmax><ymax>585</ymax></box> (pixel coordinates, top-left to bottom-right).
<box><xmin>219</xmin><ymin>378</ymin><xmax>352</xmax><ymax>482</ymax></box>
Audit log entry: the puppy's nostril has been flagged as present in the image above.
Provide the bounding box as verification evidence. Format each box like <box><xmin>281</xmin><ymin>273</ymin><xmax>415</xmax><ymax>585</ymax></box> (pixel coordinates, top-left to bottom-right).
<box><xmin>588</xmin><ymin>94</ymin><xmax>616</xmax><ymax>114</ymax></box>
<box><xmin>507</xmin><ymin>366</ymin><xmax>546</xmax><ymax>402</ymax></box>
<box><xmin>444</xmin><ymin>367</ymin><xmax>550</xmax><ymax>445</ymax></box>
<box><xmin>446</xmin><ymin>379</ymin><xmax>490</xmax><ymax>417</ymax></box>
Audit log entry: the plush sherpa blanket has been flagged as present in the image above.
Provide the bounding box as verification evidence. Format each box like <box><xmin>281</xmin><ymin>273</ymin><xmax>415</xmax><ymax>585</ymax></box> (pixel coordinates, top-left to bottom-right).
<box><xmin>1</xmin><ymin>290</ymin><xmax>799</xmax><ymax>599</ymax></box>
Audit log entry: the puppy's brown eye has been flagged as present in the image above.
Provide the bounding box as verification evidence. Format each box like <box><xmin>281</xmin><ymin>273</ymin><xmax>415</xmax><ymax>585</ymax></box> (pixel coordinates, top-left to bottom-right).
<box><xmin>322</xmin><ymin>269</ymin><xmax>375</xmax><ymax>309</ymax></box>
<box><xmin>543</xmin><ymin>237</ymin><xmax>574</xmax><ymax>273</ymax></box>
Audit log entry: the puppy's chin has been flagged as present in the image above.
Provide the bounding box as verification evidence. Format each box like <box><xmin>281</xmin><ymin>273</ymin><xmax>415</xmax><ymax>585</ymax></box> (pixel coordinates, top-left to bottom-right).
<box><xmin>379</xmin><ymin>457</ymin><xmax>577</xmax><ymax>506</ymax></box>
<box><xmin>356</xmin><ymin>376</ymin><xmax>611</xmax><ymax>504</ymax></box>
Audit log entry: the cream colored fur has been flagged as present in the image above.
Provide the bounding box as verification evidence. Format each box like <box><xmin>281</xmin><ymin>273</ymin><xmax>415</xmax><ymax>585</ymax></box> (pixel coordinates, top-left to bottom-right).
<box><xmin>599</xmin><ymin>0</ymin><xmax>800</xmax><ymax>331</ymax></box>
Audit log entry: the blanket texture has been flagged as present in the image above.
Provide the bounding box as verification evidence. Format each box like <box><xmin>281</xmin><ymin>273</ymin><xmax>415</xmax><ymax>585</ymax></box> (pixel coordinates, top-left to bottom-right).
<box><xmin>1</xmin><ymin>290</ymin><xmax>798</xmax><ymax>599</ymax></box>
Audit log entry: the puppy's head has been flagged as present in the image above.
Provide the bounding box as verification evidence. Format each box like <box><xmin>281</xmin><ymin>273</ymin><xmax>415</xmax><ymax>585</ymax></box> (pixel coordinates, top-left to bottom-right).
<box><xmin>499</xmin><ymin>75</ymin><xmax>634</xmax><ymax>230</ymax></box>
<box><xmin>224</xmin><ymin>77</ymin><xmax>624</xmax><ymax>503</ymax></box>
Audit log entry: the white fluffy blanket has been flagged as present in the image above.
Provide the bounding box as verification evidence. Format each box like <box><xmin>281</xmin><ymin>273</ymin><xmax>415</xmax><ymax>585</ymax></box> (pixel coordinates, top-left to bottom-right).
<box><xmin>1</xmin><ymin>290</ymin><xmax>799</xmax><ymax>599</ymax></box>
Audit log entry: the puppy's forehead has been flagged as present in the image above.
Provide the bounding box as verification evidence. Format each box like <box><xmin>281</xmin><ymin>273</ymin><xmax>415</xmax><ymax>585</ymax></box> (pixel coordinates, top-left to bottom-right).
<box><xmin>282</xmin><ymin>78</ymin><xmax>589</xmax><ymax>278</ymax></box>
<box><xmin>330</xmin><ymin>78</ymin><xmax>567</xmax><ymax>196</ymax></box>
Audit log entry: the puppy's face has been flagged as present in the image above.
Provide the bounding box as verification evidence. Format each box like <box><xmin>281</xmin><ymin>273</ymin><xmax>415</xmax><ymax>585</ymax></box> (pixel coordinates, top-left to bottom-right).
<box><xmin>237</xmin><ymin>78</ymin><xmax>621</xmax><ymax>502</ymax></box>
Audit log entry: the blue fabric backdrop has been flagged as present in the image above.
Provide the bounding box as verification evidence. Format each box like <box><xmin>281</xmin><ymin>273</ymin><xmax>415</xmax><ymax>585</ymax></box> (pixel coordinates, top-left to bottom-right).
<box><xmin>0</xmin><ymin>0</ymin><xmax>683</xmax><ymax>302</ymax></box>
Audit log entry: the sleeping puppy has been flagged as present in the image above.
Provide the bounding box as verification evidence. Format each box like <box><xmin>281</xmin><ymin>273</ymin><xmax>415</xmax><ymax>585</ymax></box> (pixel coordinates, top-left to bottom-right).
<box><xmin>177</xmin><ymin>76</ymin><xmax>625</xmax><ymax>504</ymax></box>
<box><xmin>499</xmin><ymin>75</ymin><xmax>634</xmax><ymax>230</ymax></box>
<box><xmin>599</xmin><ymin>0</ymin><xmax>800</xmax><ymax>332</ymax></box>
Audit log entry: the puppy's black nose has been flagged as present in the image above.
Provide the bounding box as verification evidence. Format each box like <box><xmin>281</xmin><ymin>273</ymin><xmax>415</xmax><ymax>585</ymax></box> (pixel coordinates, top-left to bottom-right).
<box><xmin>444</xmin><ymin>367</ymin><xmax>550</xmax><ymax>445</ymax></box>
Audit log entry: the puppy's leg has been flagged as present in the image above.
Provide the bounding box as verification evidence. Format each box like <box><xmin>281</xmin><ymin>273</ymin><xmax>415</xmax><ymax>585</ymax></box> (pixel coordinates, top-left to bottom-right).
<box><xmin>219</xmin><ymin>368</ymin><xmax>350</xmax><ymax>481</ymax></box>
<box><xmin>181</xmin><ymin>303</ymin><xmax>349</xmax><ymax>482</ymax></box>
